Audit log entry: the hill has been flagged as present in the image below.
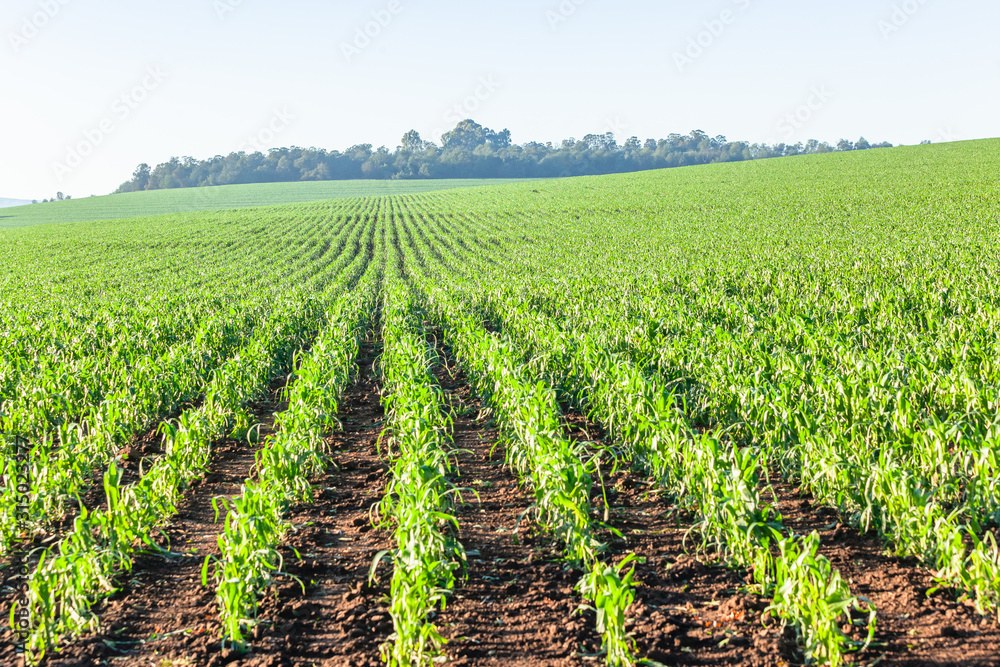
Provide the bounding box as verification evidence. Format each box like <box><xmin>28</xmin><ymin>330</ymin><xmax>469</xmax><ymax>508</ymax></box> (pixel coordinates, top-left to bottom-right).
<box><xmin>0</xmin><ymin>197</ymin><xmax>32</xmax><ymax>209</ymax></box>
<box><xmin>0</xmin><ymin>178</ymin><xmax>534</xmax><ymax>229</ymax></box>
<box><xmin>4</xmin><ymin>138</ymin><xmax>1000</xmax><ymax>666</ymax></box>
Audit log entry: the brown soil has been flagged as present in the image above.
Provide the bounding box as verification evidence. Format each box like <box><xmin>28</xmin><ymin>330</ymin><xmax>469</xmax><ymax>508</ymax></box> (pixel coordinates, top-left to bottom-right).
<box><xmin>609</xmin><ymin>476</ymin><xmax>781</xmax><ymax>667</ymax></box>
<box><xmin>9</xmin><ymin>335</ymin><xmax>999</xmax><ymax>667</ymax></box>
<box><xmin>772</xmin><ymin>481</ymin><xmax>1000</xmax><ymax>666</ymax></box>
<box><xmin>433</xmin><ymin>341</ymin><xmax>775</xmax><ymax>667</ymax></box>
<box><xmin>37</xmin><ymin>340</ymin><xmax>395</xmax><ymax>667</ymax></box>
<box><xmin>36</xmin><ymin>377</ymin><xmax>289</xmax><ymax>667</ymax></box>
<box><xmin>561</xmin><ymin>409</ymin><xmax>1000</xmax><ymax>666</ymax></box>
<box><xmin>244</xmin><ymin>338</ymin><xmax>393</xmax><ymax>667</ymax></box>
<box><xmin>0</xmin><ymin>407</ymin><xmax>195</xmax><ymax>616</ymax></box>
<box><xmin>431</xmin><ymin>343</ymin><xmax>596</xmax><ymax>666</ymax></box>
<box><xmin>573</xmin><ymin>413</ymin><xmax>780</xmax><ymax>667</ymax></box>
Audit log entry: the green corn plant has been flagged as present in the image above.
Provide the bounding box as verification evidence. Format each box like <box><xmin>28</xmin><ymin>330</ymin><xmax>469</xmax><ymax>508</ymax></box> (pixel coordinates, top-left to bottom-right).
<box><xmin>372</xmin><ymin>243</ymin><xmax>468</xmax><ymax>666</ymax></box>
<box><xmin>404</xmin><ymin>222</ymin><xmax>878</xmax><ymax>666</ymax></box>
<box><xmin>16</xmin><ymin>274</ymin><xmax>359</xmax><ymax>664</ymax></box>
<box><xmin>768</xmin><ymin>532</ymin><xmax>876</xmax><ymax>666</ymax></box>
<box><xmin>205</xmin><ymin>232</ymin><xmax>382</xmax><ymax>651</ymax></box>
<box><xmin>577</xmin><ymin>554</ymin><xmax>643</xmax><ymax>667</ymax></box>
<box><xmin>406</xmin><ymin>271</ymin><xmax>639</xmax><ymax>667</ymax></box>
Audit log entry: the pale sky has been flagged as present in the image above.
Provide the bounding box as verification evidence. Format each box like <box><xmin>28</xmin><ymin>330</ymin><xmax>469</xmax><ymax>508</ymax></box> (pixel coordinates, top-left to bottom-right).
<box><xmin>1</xmin><ymin>0</ymin><xmax>998</xmax><ymax>199</ymax></box>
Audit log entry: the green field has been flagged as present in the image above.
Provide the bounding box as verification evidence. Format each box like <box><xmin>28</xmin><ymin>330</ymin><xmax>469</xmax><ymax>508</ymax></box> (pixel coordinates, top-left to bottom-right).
<box><xmin>0</xmin><ymin>178</ymin><xmax>535</xmax><ymax>229</ymax></box>
<box><xmin>2</xmin><ymin>139</ymin><xmax>1000</xmax><ymax>667</ymax></box>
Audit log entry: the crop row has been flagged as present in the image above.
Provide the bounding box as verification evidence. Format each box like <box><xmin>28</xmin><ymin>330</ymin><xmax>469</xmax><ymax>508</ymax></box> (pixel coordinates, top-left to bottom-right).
<box><xmin>207</xmin><ymin>250</ymin><xmax>381</xmax><ymax>650</ymax></box>
<box><xmin>404</xmin><ymin>208</ymin><xmax>877</xmax><ymax>664</ymax></box>
<box><xmin>15</xmin><ymin>208</ymin><xmax>378</xmax><ymax>663</ymax></box>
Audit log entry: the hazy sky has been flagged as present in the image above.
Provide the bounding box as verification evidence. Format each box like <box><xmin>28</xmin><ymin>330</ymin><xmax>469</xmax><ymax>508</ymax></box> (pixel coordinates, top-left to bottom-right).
<box><xmin>2</xmin><ymin>0</ymin><xmax>997</xmax><ymax>199</ymax></box>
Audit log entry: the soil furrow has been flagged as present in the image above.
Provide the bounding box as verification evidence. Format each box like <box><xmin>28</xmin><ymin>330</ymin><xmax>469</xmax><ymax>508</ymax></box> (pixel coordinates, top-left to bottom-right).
<box><xmin>0</xmin><ymin>400</ymin><xmax>202</xmax><ymax>618</ymax></box>
<box><xmin>772</xmin><ymin>481</ymin><xmax>1000</xmax><ymax>666</ymax></box>
<box><xmin>431</xmin><ymin>338</ymin><xmax>595</xmax><ymax>667</ymax></box>
<box><xmin>243</xmin><ymin>338</ymin><xmax>394</xmax><ymax>667</ymax></box>
<box><xmin>41</xmin><ymin>376</ymin><xmax>289</xmax><ymax>667</ymax></box>
<box><xmin>561</xmin><ymin>410</ymin><xmax>779</xmax><ymax>667</ymax></box>
<box><xmin>606</xmin><ymin>475</ymin><xmax>781</xmax><ymax>667</ymax></box>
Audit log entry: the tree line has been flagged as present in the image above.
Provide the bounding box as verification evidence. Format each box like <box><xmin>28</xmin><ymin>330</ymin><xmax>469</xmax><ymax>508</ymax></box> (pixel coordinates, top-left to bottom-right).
<box><xmin>36</xmin><ymin>192</ymin><xmax>71</xmax><ymax>203</ymax></box>
<box><xmin>115</xmin><ymin>120</ymin><xmax>893</xmax><ymax>193</ymax></box>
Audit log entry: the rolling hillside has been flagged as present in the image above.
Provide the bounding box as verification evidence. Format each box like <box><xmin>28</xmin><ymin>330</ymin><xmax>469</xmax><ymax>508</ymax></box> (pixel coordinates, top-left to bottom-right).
<box><xmin>0</xmin><ymin>178</ymin><xmax>535</xmax><ymax>229</ymax></box>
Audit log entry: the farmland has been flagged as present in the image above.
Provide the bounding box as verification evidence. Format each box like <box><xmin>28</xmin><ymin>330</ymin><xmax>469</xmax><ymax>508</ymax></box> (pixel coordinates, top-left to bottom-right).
<box><xmin>0</xmin><ymin>179</ymin><xmax>534</xmax><ymax>229</ymax></box>
<box><xmin>2</xmin><ymin>138</ymin><xmax>1000</xmax><ymax>666</ymax></box>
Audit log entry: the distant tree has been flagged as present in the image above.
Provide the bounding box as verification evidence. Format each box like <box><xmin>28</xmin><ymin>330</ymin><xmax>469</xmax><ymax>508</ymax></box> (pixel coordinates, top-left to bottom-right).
<box><xmin>688</xmin><ymin>130</ymin><xmax>708</xmax><ymax>150</ymax></box>
<box><xmin>56</xmin><ymin>192</ymin><xmax>64</xmax><ymax>201</ymax></box>
<box><xmin>108</xmin><ymin>120</ymin><xmax>893</xmax><ymax>191</ymax></box>
<box><xmin>345</xmin><ymin>144</ymin><xmax>373</xmax><ymax>162</ymax></box>
<box><xmin>361</xmin><ymin>146</ymin><xmax>392</xmax><ymax>178</ymax></box>
<box><xmin>856</xmin><ymin>136</ymin><xmax>871</xmax><ymax>150</ymax></box>
<box><xmin>580</xmin><ymin>134</ymin><xmax>602</xmax><ymax>150</ymax></box>
<box><xmin>31</xmin><ymin>199</ymin><xmax>37</xmax><ymax>204</ymax></box>
<box><xmin>400</xmin><ymin>130</ymin><xmax>429</xmax><ymax>152</ymax></box>
<box><xmin>837</xmin><ymin>139</ymin><xmax>854</xmax><ymax>152</ymax></box>
<box><xmin>132</xmin><ymin>163</ymin><xmax>151</xmax><ymax>191</ymax></box>
<box><xmin>275</xmin><ymin>154</ymin><xmax>295</xmax><ymax>179</ymax></box>
<box><xmin>487</xmin><ymin>128</ymin><xmax>512</xmax><ymax>149</ymax></box>
<box><xmin>442</xmin><ymin>120</ymin><xmax>490</xmax><ymax>150</ymax></box>
<box><xmin>65</xmin><ymin>195</ymin><xmax>72</xmax><ymax>200</ymax></box>
<box><xmin>920</xmin><ymin>139</ymin><xmax>932</xmax><ymax>145</ymax></box>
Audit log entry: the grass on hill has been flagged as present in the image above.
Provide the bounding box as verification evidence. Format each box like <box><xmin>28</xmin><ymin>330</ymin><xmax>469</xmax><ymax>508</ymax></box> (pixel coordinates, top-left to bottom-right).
<box><xmin>0</xmin><ymin>179</ymin><xmax>536</xmax><ymax>229</ymax></box>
